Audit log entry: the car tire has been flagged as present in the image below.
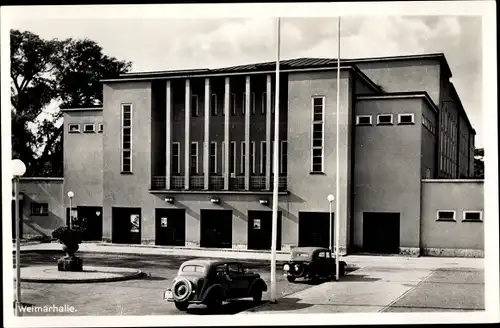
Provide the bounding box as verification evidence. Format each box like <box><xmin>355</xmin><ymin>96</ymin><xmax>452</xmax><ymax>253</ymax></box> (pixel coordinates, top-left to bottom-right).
<box><xmin>252</xmin><ymin>290</ymin><xmax>263</xmax><ymax>304</ymax></box>
<box><xmin>286</xmin><ymin>276</ymin><xmax>295</xmax><ymax>283</ymax></box>
<box><xmin>174</xmin><ymin>301</ymin><xmax>189</xmax><ymax>311</ymax></box>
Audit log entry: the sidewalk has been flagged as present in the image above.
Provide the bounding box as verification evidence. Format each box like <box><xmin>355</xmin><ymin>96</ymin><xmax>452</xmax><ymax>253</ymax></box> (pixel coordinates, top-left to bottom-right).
<box><xmin>16</xmin><ymin>241</ymin><xmax>484</xmax><ymax>270</ymax></box>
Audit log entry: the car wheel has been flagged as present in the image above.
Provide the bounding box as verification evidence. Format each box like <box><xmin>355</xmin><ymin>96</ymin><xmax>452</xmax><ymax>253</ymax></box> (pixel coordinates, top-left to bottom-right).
<box><xmin>252</xmin><ymin>290</ymin><xmax>263</xmax><ymax>304</ymax></box>
<box><xmin>174</xmin><ymin>301</ymin><xmax>189</xmax><ymax>311</ymax></box>
<box><xmin>286</xmin><ymin>276</ymin><xmax>296</xmax><ymax>283</ymax></box>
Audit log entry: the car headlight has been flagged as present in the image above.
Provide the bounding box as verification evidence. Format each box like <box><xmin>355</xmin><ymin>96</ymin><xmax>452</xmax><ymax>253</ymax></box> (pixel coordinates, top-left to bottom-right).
<box><xmin>283</xmin><ymin>264</ymin><xmax>290</xmax><ymax>271</ymax></box>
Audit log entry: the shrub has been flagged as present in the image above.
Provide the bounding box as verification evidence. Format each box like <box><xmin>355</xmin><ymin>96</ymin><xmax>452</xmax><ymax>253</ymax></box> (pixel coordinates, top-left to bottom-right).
<box><xmin>51</xmin><ymin>226</ymin><xmax>83</xmax><ymax>245</ymax></box>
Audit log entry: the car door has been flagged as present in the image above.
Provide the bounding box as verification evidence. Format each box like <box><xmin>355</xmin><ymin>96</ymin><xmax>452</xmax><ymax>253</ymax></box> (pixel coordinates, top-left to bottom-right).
<box><xmin>325</xmin><ymin>250</ymin><xmax>334</xmax><ymax>276</ymax></box>
<box><xmin>214</xmin><ymin>264</ymin><xmax>231</xmax><ymax>296</ymax></box>
<box><xmin>226</xmin><ymin>263</ymin><xmax>249</xmax><ymax>298</ymax></box>
<box><xmin>316</xmin><ymin>251</ymin><xmax>328</xmax><ymax>277</ymax></box>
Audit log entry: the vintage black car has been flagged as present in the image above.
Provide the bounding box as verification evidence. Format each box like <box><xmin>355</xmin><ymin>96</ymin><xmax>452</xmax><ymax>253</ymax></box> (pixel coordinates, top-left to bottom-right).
<box><xmin>163</xmin><ymin>259</ymin><xmax>268</xmax><ymax>311</ymax></box>
<box><xmin>282</xmin><ymin>247</ymin><xmax>347</xmax><ymax>282</ymax></box>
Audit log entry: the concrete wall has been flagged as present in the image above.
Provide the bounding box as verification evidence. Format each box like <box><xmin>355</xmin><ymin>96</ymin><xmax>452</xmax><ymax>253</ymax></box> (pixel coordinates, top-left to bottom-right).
<box><xmin>102</xmin><ymin>82</ymin><xmax>153</xmax><ymax>240</ymax></box>
<box><xmin>420</xmin><ymin>180</ymin><xmax>484</xmax><ymax>257</ymax></box>
<box><xmin>353</xmin><ymin>97</ymin><xmax>424</xmax><ymax>254</ymax></box>
<box><xmin>18</xmin><ymin>178</ymin><xmax>65</xmax><ymax>237</ymax></box>
<box><xmin>356</xmin><ymin>59</ymin><xmax>441</xmax><ymax>104</ymax></box>
<box><xmin>287</xmin><ymin>69</ymin><xmax>353</xmax><ymax>251</ymax></box>
<box><xmin>63</xmin><ymin>110</ymin><xmax>103</xmax><ymax>209</ymax></box>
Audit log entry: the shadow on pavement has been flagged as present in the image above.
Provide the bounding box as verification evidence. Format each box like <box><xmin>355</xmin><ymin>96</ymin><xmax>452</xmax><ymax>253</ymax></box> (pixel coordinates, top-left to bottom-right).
<box><xmin>141</xmin><ymin>273</ymin><xmax>168</xmax><ymax>281</ymax></box>
<box><xmin>246</xmin><ymin>298</ymin><xmax>313</xmax><ymax>312</ymax></box>
<box><xmin>340</xmin><ymin>274</ymin><xmax>381</xmax><ymax>282</ymax></box>
<box><xmin>185</xmin><ymin>300</ymin><xmax>263</xmax><ymax>315</ymax></box>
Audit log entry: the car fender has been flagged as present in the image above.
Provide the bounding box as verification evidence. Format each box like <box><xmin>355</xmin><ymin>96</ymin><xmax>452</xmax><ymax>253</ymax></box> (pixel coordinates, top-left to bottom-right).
<box><xmin>249</xmin><ymin>278</ymin><xmax>268</xmax><ymax>293</ymax></box>
<box><xmin>201</xmin><ymin>284</ymin><xmax>226</xmax><ymax>303</ymax></box>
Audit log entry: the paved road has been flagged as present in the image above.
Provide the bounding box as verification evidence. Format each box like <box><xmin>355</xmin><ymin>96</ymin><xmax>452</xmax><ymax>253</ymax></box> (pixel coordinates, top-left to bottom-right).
<box><xmin>15</xmin><ymin>251</ymin><xmax>319</xmax><ymax>316</ymax></box>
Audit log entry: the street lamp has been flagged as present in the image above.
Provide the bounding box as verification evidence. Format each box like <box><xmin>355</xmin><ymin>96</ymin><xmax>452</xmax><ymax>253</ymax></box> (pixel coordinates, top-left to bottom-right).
<box><xmin>67</xmin><ymin>191</ymin><xmax>74</xmax><ymax>229</ymax></box>
<box><xmin>327</xmin><ymin>194</ymin><xmax>335</xmax><ymax>252</ymax></box>
<box><xmin>12</xmin><ymin>159</ymin><xmax>26</xmax><ymax>316</ymax></box>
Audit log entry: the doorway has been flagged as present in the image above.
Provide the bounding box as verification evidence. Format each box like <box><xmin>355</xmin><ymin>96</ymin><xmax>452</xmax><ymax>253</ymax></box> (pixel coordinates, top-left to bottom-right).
<box><xmin>363</xmin><ymin>212</ymin><xmax>400</xmax><ymax>254</ymax></box>
<box><xmin>247</xmin><ymin>210</ymin><xmax>282</xmax><ymax>250</ymax></box>
<box><xmin>77</xmin><ymin>206</ymin><xmax>103</xmax><ymax>241</ymax></box>
<box><xmin>298</xmin><ymin>211</ymin><xmax>331</xmax><ymax>248</ymax></box>
<box><xmin>155</xmin><ymin>208</ymin><xmax>186</xmax><ymax>246</ymax></box>
<box><xmin>200</xmin><ymin>209</ymin><xmax>232</xmax><ymax>248</ymax></box>
<box><xmin>112</xmin><ymin>207</ymin><xmax>142</xmax><ymax>244</ymax></box>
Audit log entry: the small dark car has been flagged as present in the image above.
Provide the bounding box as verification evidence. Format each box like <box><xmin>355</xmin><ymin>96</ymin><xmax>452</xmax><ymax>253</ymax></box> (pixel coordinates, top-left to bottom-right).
<box><xmin>282</xmin><ymin>247</ymin><xmax>347</xmax><ymax>282</ymax></box>
<box><xmin>163</xmin><ymin>259</ymin><xmax>268</xmax><ymax>311</ymax></box>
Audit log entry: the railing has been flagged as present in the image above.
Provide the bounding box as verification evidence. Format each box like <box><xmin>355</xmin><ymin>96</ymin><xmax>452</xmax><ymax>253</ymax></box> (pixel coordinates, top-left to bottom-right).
<box><xmin>230</xmin><ymin>176</ymin><xmax>245</xmax><ymax>190</ymax></box>
<box><xmin>190</xmin><ymin>176</ymin><xmax>204</xmax><ymax>190</ymax></box>
<box><xmin>151</xmin><ymin>175</ymin><xmax>287</xmax><ymax>191</ymax></box>
<box><xmin>210</xmin><ymin>176</ymin><xmax>224</xmax><ymax>190</ymax></box>
<box><xmin>171</xmin><ymin>176</ymin><xmax>185</xmax><ymax>190</ymax></box>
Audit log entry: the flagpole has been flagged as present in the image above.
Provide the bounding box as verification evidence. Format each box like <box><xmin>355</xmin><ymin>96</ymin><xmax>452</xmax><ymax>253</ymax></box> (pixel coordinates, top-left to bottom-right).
<box><xmin>270</xmin><ymin>16</ymin><xmax>281</xmax><ymax>304</ymax></box>
<box><xmin>335</xmin><ymin>16</ymin><xmax>341</xmax><ymax>281</ymax></box>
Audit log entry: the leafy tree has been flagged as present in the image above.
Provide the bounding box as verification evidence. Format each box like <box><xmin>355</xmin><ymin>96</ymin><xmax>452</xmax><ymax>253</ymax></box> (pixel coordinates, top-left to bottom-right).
<box><xmin>11</xmin><ymin>29</ymin><xmax>132</xmax><ymax>176</ymax></box>
<box><xmin>474</xmin><ymin>148</ymin><xmax>484</xmax><ymax>179</ymax></box>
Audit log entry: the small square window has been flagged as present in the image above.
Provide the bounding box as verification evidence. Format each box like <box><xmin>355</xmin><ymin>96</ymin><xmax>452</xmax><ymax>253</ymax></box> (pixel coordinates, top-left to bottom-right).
<box><xmin>436</xmin><ymin>210</ymin><xmax>456</xmax><ymax>221</ymax></box>
<box><xmin>31</xmin><ymin>203</ymin><xmax>49</xmax><ymax>216</ymax></box>
<box><xmin>377</xmin><ymin>114</ymin><xmax>393</xmax><ymax>125</ymax></box>
<box><xmin>356</xmin><ymin>115</ymin><xmax>372</xmax><ymax>126</ymax></box>
<box><xmin>463</xmin><ymin>211</ymin><xmax>482</xmax><ymax>222</ymax></box>
<box><xmin>68</xmin><ymin>124</ymin><xmax>81</xmax><ymax>133</ymax></box>
<box><xmin>398</xmin><ymin>113</ymin><xmax>415</xmax><ymax>125</ymax></box>
<box><xmin>98</xmin><ymin>123</ymin><xmax>103</xmax><ymax>133</ymax></box>
<box><xmin>83</xmin><ymin>123</ymin><xmax>96</xmax><ymax>133</ymax></box>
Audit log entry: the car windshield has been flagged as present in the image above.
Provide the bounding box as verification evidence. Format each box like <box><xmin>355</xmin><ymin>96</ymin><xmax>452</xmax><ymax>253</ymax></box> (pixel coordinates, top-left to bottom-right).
<box><xmin>181</xmin><ymin>265</ymin><xmax>206</xmax><ymax>273</ymax></box>
<box><xmin>292</xmin><ymin>252</ymin><xmax>311</xmax><ymax>258</ymax></box>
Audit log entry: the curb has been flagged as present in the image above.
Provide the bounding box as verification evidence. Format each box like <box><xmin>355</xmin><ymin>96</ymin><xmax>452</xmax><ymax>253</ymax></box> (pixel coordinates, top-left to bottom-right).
<box><xmin>19</xmin><ymin>270</ymin><xmax>145</xmax><ymax>284</ymax></box>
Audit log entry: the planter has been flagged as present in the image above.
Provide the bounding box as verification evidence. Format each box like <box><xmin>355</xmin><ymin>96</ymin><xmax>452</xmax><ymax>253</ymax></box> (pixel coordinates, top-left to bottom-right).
<box><xmin>52</xmin><ymin>227</ymin><xmax>84</xmax><ymax>272</ymax></box>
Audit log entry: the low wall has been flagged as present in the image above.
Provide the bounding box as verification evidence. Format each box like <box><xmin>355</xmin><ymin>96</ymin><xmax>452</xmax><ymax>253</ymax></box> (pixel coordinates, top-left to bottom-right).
<box><xmin>420</xmin><ymin>179</ymin><xmax>484</xmax><ymax>257</ymax></box>
<box><xmin>17</xmin><ymin>178</ymin><xmax>65</xmax><ymax>238</ymax></box>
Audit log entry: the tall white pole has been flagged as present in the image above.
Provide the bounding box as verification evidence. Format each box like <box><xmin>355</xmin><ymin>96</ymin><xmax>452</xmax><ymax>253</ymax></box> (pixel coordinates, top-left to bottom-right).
<box><xmin>329</xmin><ymin>200</ymin><xmax>333</xmax><ymax>251</ymax></box>
<box><xmin>69</xmin><ymin>197</ymin><xmax>73</xmax><ymax>229</ymax></box>
<box><xmin>14</xmin><ymin>178</ymin><xmax>21</xmax><ymax>315</ymax></box>
<box><xmin>270</xmin><ymin>17</ymin><xmax>281</xmax><ymax>304</ymax></box>
<box><xmin>335</xmin><ymin>16</ymin><xmax>341</xmax><ymax>281</ymax></box>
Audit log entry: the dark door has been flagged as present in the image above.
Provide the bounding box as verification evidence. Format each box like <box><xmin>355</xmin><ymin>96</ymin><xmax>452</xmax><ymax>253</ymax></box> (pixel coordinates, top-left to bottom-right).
<box><xmin>112</xmin><ymin>207</ymin><xmax>141</xmax><ymax>244</ymax></box>
<box><xmin>298</xmin><ymin>212</ymin><xmax>332</xmax><ymax>248</ymax></box>
<box><xmin>12</xmin><ymin>199</ymin><xmax>24</xmax><ymax>239</ymax></box>
<box><xmin>247</xmin><ymin>210</ymin><xmax>282</xmax><ymax>251</ymax></box>
<box><xmin>363</xmin><ymin>212</ymin><xmax>400</xmax><ymax>254</ymax></box>
<box><xmin>200</xmin><ymin>209</ymin><xmax>232</xmax><ymax>248</ymax></box>
<box><xmin>155</xmin><ymin>208</ymin><xmax>185</xmax><ymax>246</ymax></box>
<box><xmin>75</xmin><ymin>206</ymin><xmax>103</xmax><ymax>241</ymax></box>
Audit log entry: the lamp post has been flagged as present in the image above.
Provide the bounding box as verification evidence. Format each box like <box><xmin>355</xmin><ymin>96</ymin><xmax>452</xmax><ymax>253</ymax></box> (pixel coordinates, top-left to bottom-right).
<box><xmin>334</xmin><ymin>16</ymin><xmax>342</xmax><ymax>282</ymax></box>
<box><xmin>67</xmin><ymin>191</ymin><xmax>74</xmax><ymax>229</ymax></box>
<box><xmin>12</xmin><ymin>159</ymin><xmax>26</xmax><ymax>316</ymax></box>
<box><xmin>327</xmin><ymin>194</ymin><xmax>335</xmax><ymax>252</ymax></box>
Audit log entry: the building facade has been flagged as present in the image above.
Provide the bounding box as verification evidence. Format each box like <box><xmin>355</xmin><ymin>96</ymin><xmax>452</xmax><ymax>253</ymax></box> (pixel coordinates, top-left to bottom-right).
<box><xmin>13</xmin><ymin>53</ymin><xmax>484</xmax><ymax>257</ymax></box>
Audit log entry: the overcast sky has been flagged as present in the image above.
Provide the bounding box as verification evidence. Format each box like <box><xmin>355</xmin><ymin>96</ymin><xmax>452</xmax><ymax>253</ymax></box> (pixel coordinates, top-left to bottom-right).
<box><xmin>5</xmin><ymin>9</ymin><xmax>484</xmax><ymax>146</ymax></box>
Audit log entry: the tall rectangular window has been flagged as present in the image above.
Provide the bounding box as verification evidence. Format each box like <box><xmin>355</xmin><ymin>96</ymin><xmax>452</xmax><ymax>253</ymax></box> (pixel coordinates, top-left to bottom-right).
<box><xmin>121</xmin><ymin>104</ymin><xmax>132</xmax><ymax>173</ymax></box>
<box><xmin>250</xmin><ymin>141</ymin><xmax>256</xmax><ymax>174</ymax></box>
<box><xmin>241</xmin><ymin>141</ymin><xmax>246</xmax><ymax>174</ymax></box>
<box><xmin>261</xmin><ymin>92</ymin><xmax>266</xmax><ymax>114</ymax></box>
<box><xmin>231</xmin><ymin>93</ymin><xmax>237</xmax><ymax>116</ymax></box>
<box><xmin>172</xmin><ymin>142</ymin><xmax>180</xmax><ymax>174</ymax></box>
<box><xmin>222</xmin><ymin>142</ymin><xmax>226</xmax><ymax>173</ymax></box>
<box><xmin>190</xmin><ymin>142</ymin><xmax>198</xmax><ymax>174</ymax></box>
<box><xmin>242</xmin><ymin>92</ymin><xmax>255</xmax><ymax>115</ymax></box>
<box><xmin>191</xmin><ymin>95</ymin><xmax>199</xmax><ymax>117</ymax></box>
<box><xmin>280</xmin><ymin>141</ymin><xmax>288</xmax><ymax>174</ymax></box>
<box><xmin>311</xmin><ymin>97</ymin><xmax>324</xmax><ymax>173</ymax></box>
<box><xmin>260</xmin><ymin>141</ymin><xmax>267</xmax><ymax>174</ymax></box>
<box><xmin>230</xmin><ymin>141</ymin><xmax>236</xmax><ymax>174</ymax></box>
<box><xmin>210</xmin><ymin>142</ymin><xmax>217</xmax><ymax>174</ymax></box>
<box><xmin>211</xmin><ymin>94</ymin><xmax>218</xmax><ymax>116</ymax></box>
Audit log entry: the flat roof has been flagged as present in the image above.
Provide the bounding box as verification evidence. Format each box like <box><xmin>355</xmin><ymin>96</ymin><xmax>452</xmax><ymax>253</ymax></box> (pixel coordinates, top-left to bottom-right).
<box><xmin>356</xmin><ymin>91</ymin><xmax>439</xmax><ymax>113</ymax></box>
<box><xmin>102</xmin><ymin>53</ymin><xmax>451</xmax><ymax>82</ymax></box>
<box><xmin>60</xmin><ymin>106</ymin><xmax>103</xmax><ymax>112</ymax></box>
